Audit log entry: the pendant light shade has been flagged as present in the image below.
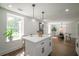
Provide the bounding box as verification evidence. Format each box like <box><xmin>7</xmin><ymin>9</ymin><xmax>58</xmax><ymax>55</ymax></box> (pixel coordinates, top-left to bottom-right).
<box><xmin>42</xmin><ymin>11</ymin><xmax>47</xmax><ymax>22</ymax></box>
<box><xmin>32</xmin><ymin>4</ymin><xmax>36</xmax><ymax>22</ymax></box>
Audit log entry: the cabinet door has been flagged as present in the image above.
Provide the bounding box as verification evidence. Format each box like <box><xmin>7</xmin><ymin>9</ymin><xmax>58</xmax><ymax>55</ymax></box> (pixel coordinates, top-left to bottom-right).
<box><xmin>76</xmin><ymin>39</ymin><xmax>79</xmax><ymax>56</ymax></box>
<box><xmin>76</xmin><ymin>47</ymin><xmax>79</xmax><ymax>56</ymax></box>
<box><xmin>36</xmin><ymin>40</ymin><xmax>48</xmax><ymax>56</ymax></box>
<box><xmin>35</xmin><ymin>38</ymin><xmax>52</xmax><ymax>56</ymax></box>
<box><xmin>45</xmin><ymin>39</ymin><xmax>52</xmax><ymax>55</ymax></box>
<box><xmin>35</xmin><ymin>45</ymin><xmax>46</xmax><ymax>56</ymax></box>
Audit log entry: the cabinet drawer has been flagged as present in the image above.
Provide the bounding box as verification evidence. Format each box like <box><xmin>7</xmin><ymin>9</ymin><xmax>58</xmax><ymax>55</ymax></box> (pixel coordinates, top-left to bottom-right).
<box><xmin>37</xmin><ymin>39</ymin><xmax>49</xmax><ymax>47</ymax></box>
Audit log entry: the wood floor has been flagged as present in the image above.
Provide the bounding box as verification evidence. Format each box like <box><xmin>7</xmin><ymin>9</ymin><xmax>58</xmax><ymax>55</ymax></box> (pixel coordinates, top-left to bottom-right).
<box><xmin>3</xmin><ymin>48</ymin><xmax>24</xmax><ymax>56</ymax></box>
<box><xmin>3</xmin><ymin>37</ymin><xmax>78</xmax><ymax>56</ymax></box>
<box><xmin>51</xmin><ymin>37</ymin><xmax>78</xmax><ymax>56</ymax></box>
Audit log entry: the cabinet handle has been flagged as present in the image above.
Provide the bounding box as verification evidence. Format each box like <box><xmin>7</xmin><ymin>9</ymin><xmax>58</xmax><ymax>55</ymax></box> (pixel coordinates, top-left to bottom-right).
<box><xmin>42</xmin><ymin>47</ymin><xmax>44</xmax><ymax>53</ymax></box>
<box><xmin>77</xmin><ymin>43</ymin><xmax>78</xmax><ymax>47</ymax></box>
<box><xmin>49</xmin><ymin>42</ymin><xmax>51</xmax><ymax>46</ymax></box>
<box><xmin>41</xmin><ymin>42</ymin><xmax>44</xmax><ymax>45</ymax></box>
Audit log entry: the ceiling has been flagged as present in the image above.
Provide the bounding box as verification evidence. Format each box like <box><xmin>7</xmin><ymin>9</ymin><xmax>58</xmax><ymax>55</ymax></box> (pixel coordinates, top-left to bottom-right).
<box><xmin>0</xmin><ymin>3</ymin><xmax>79</xmax><ymax>23</ymax></box>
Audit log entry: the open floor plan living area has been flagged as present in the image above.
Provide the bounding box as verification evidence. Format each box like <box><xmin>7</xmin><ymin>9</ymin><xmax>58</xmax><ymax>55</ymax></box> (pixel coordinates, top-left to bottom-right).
<box><xmin>0</xmin><ymin>3</ymin><xmax>79</xmax><ymax>56</ymax></box>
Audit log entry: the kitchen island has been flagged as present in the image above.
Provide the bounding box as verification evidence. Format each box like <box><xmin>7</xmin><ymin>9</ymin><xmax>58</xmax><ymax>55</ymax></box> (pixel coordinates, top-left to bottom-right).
<box><xmin>22</xmin><ymin>35</ymin><xmax>52</xmax><ymax>56</ymax></box>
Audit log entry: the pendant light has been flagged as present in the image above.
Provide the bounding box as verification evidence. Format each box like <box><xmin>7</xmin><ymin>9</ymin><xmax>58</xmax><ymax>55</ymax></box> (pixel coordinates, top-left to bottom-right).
<box><xmin>42</xmin><ymin>11</ymin><xmax>44</xmax><ymax>21</ymax></box>
<box><xmin>32</xmin><ymin>4</ymin><xmax>36</xmax><ymax>22</ymax></box>
<box><xmin>42</xmin><ymin>11</ymin><xmax>47</xmax><ymax>23</ymax></box>
<box><xmin>41</xmin><ymin>11</ymin><xmax>44</xmax><ymax>24</ymax></box>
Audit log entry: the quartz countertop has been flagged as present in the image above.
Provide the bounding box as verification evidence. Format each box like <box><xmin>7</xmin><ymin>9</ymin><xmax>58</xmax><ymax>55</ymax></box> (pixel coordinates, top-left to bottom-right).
<box><xmin>22</xmin><ymin>35</ymin><xmax>51</xmax><ymax>43</ymax></box>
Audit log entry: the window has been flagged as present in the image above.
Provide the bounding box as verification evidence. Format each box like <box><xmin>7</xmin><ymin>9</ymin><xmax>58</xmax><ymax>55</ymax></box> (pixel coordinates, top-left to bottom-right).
<box><xmin>7</xmin><ymin>13</ymin><xmax>24</xmax><ymax>41</ymax></box>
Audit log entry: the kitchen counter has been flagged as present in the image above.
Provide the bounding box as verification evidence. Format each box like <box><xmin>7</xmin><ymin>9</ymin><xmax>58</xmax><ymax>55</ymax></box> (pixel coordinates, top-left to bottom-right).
<box><xmin>22</xmin><ymin>35</ymin><xmax>51</xmax><ymax>43</ymax></box>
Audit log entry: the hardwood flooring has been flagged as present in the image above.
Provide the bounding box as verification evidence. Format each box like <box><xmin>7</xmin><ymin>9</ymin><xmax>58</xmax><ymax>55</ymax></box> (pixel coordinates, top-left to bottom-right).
<box><xmin>51</xmin><ymin>37</ymin><xmax>77</xmax><ymax>56</ymax></box>
<box><xmin>3</xmin><ymin>48</ymin><xmax>24</xmax><ymax>56</ymax></box>
<box><xmin>2</xmin><ymin>37</ymin><xmax>78</xmax><ymax>56</ymax></box>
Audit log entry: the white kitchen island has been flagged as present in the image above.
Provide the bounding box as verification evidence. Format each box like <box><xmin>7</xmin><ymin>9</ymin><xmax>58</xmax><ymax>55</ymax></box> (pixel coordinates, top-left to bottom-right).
<box><xmin>22</xmin><ymin>35</ymin><xmax>52</xmax><ymax>56</ymax></box>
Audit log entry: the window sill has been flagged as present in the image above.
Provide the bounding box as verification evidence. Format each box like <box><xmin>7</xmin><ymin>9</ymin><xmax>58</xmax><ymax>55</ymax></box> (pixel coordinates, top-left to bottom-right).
<box><xmin>6</xmin><ymin>37</ymin><xmax>22</xmax><ymax>42</ymax></box>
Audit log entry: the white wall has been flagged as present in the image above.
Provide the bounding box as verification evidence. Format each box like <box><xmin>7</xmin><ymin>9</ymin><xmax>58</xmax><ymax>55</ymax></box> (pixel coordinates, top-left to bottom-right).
<box><xmin>48</xmin><ymin>23</ymin><xmax>67</xmax><ymax>35</ymax></box>
<box><xmin>24</xmin><ymin>17</ymin><xmax>39</xmax><ymax>35</ymax></box>
<box><xmin>0</xmin><ymin>8</ymin><xmax>6</xmax><ymax>42</ymax></box>
<box><xmin>48</xmin><ymin>21</ymin><xmax>79</xmax><ymax>39</ymax></box>
<box><xmin>65</xmin><ymin>21</ymin><xmax>78</xmax><ymax>39</ymax></box>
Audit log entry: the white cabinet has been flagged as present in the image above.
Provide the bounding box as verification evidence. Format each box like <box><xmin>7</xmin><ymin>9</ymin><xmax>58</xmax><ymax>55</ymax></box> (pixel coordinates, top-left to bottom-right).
<box><xmin>23</xmin><ymin>35</ymin><xmax>52</xmax><ymax>56</ymax></box>
<box><xmin>76</xmin><ymin>39</ymin><xmax>79</xmax><ymax>55</ymax></box>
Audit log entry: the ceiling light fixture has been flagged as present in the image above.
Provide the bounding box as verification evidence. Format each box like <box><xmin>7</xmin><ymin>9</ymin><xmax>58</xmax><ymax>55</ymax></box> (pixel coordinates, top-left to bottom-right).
<box><xmin>8</xmin><ymin>4</ymin><xmax>12</xmax><ymax>8</ymax></box>
<box><xmin>32</xmin><ymin>4</ymin><xmax>36</xmax><ymax>22</ymax></box>
<box><xmin>65</xmin><ymin>9</ymin><xmax>69</xmax><ymax>12</ymax></box>
<box><xmin>42</xmin><ymin>11</ymin><xmax>44</xmax><ymax>20</ymax></box>
<box><xmin>41</xmin><ymin>11</ymin><xmax>45</xmax><ymax>24</ymax></box>
<box><xmin>42</xmin><ymin>11</ymin><xmax>47</xmax><ymax>22</ymax></box>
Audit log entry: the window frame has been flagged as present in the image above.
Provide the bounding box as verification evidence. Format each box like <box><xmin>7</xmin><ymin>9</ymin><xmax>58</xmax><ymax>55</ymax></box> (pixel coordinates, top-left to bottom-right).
<box><xmin>6</xmin><ymin>13</ymin><xmax>24</xmax><ymax>41</ymax></box>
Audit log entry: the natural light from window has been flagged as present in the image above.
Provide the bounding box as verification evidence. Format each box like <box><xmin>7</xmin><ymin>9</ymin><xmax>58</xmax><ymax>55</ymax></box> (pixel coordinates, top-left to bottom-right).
<box><xmin>6</xmin><ymin>13</ymin><xmax>24</xmax><ymax>42</ymax></box>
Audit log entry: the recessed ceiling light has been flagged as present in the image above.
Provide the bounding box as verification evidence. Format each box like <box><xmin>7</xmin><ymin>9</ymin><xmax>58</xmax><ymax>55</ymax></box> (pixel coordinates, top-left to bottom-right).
<box><xmin>8</xmin><ymin>4</ymin><xmax>12</xmax><ymax>8</ymax></box>
<box><xmin>65</xmin><ymin>9</ymin><xmax>69</xmax><ymax>12</ymax></box>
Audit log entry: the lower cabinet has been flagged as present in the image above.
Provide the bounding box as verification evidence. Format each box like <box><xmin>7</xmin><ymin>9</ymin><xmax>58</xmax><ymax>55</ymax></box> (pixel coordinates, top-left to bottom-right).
<box><xmin>24</xmin><ymin>37</ymin><xmax>52</xmax><ymax>56</ymax></box>
<box><xmin>35</xmin><ymin>46</ymin><xmax>46</xmax><ymax>56</ymax></box>
<box><xmin>76</xmin><ymin>39</ymin><xmax>79</xmax><ymax>55</ymax></box>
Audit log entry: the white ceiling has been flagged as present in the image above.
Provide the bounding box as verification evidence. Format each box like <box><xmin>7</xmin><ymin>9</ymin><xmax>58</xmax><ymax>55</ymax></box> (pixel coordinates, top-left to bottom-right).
<box><xmin>0</xmin><ymin>3</ymin><xmax>79</xmax><ymax>22</ymax></box>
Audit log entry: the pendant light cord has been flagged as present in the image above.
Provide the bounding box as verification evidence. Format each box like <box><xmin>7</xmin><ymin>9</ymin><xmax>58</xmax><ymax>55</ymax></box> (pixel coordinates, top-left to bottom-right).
<box><xmin>42</xmin><ymin>11</ymin><xmax>44</xmax><ymax>20</ymax></box>
<box><xmin>32</xmin><ymin>4</ymin><xmax>35</xmax><ymax>19</ymax></box>
<box><xmin>33</xmin><ymin>6</ymin><xmax>34</xmax><ymax>18</ymax></box>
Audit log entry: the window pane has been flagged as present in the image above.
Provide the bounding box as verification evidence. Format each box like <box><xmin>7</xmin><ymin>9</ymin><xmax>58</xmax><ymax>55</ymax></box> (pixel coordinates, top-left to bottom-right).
<box><xmin>7</xmin><ymin>13</ymin><xmax>24</xmax><ymax>41</ymax></box>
